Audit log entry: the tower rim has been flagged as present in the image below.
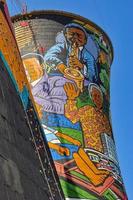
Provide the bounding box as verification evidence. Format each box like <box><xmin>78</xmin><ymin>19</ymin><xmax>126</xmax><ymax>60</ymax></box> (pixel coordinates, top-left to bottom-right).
<box><xmin>11</xmin><ymin>9</ymin><xmax>114</xmax><ymax>64</ymax></box>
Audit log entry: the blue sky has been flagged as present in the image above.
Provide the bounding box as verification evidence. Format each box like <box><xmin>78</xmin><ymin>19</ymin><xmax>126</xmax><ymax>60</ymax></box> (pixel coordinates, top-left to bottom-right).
<box><xmin>7</xmin><ymin>0</ymin><xmax>133</xmax><ymax>199</ymax></box>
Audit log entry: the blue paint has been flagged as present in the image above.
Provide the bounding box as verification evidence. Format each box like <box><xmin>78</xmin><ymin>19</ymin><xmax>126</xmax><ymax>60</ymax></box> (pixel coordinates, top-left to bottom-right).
<box><xmin>42</xmin><ymin>112</ymin><xmax>81</xmax><ymax>130</ymax></box>
<box><xmin>0</xmin><ymin>51</ymin><xmax>29</xmax><ymax>110</ymax></box>
<box><xmin>50</xmin><ymin>143</ymin><xmax>79</xmax><ymax>160</ymax></box>
<box><xmin>20</xmin><ymin>86</ymin><xmax>29</xmax><ymax>110</ymax></box>
<box><xmin>45</xmin><ymin>133</ymin><xmax>59</xmax><ymax>142</ymax></box>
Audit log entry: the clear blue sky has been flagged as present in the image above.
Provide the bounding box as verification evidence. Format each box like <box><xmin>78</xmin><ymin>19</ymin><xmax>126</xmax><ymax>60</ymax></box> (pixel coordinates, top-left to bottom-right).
<box><xmin>7</xmin><ymin>0</ymin><xmax>133</xmax><ymax>199</ymax></box>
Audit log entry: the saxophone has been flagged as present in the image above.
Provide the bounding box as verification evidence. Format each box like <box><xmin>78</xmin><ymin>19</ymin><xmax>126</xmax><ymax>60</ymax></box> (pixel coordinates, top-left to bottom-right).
<box><xmin>64</xmin><ymin>42</ymin><xmax>84</xmax><ymax>91</ymax></box>
<box><xmin>68</xmin><ymin>42</ymin><xmax>79</xmax><ymax>68</ymax></box>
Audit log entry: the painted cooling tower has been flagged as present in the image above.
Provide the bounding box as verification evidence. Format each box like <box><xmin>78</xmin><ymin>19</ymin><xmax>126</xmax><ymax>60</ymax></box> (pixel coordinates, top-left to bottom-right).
<box><xmin>0</xmin><ymin>2</ymin><xmax>64</xmax><ymax>200</ymax></box>
<box><xmin>12</xmin><ymin>11</ymin><xmax>128</xmax><ymax>200</ymax></box>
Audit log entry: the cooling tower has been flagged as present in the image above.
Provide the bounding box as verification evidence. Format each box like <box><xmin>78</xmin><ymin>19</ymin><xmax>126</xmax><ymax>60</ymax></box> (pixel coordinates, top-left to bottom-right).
<box><xmin>0</xmin><ymin>2</ymin><xmax>64</xmax><ymax>200</ymax></box>
<box><xmin>12</xmin><ymin>10</ymin><xmax>128</xmax><ymax>200</ymax></box>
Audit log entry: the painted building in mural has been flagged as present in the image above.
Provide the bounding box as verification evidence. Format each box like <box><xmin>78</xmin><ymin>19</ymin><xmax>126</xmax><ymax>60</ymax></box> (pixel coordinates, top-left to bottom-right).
<box><xmin>12</xmin><ymin>11</ymin><xmax>128</xmax><ymax>200</ymax></box>
<box><xmin>0</xmin><ymin>1</ymin><xmax>64</xmax><ymax>199</ymax></box>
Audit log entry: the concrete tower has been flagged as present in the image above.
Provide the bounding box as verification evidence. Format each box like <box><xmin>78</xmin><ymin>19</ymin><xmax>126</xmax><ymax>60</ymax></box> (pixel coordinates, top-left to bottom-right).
<box><xmin>0</xmin><ymin>2</ymin><xmax>64</xmax><ymax>199</ymax></box>
<box><xmin>12</xmin><ymin>11</ymin><xmax>128</xmax><ymax>200</ymax></box>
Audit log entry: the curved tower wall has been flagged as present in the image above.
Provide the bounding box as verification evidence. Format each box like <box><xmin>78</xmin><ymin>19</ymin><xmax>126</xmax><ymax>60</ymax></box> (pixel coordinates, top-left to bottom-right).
<box><xmin>0</xmin><ymin>2</ymin><xmax>64</xmax><ymax>200</ymax></box>
<box><xmin>12</xmin><ymin>11</ymin><xmax>128</xmax><ymax>200</ymax></box>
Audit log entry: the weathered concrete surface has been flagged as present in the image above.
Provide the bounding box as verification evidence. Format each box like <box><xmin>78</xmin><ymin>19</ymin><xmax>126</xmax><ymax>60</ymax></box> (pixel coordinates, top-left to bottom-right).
<box><xmin>0</xmin><ymin>57</ymin><xmax>51</xmax><ymax>200</ymax></box>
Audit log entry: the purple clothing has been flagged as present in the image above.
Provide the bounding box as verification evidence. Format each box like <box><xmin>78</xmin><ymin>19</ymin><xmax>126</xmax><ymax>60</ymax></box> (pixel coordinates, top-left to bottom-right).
<box><xmin>32</xmin><ymin>74</ymin><xmax>72</xmax><ymax>114</ymax></box>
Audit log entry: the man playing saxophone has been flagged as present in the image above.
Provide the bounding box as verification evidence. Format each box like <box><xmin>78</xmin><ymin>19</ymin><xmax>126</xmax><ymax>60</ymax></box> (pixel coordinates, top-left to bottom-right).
<box><xmin>44</xmin><ymin>23</ymin><xmax>98</xmax><ymax>83</ymax></box>
<box><xmin>32</xmin><ymin>23</ymin><xmax>98</xmax><ymax>115</ymax></box>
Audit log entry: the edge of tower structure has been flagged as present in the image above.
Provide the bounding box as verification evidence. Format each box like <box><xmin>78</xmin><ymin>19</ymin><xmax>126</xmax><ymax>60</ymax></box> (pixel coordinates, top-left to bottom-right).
<box><xmin>11</xmin><ymin>9</ymin><xmax>114</xmax><ymax>64</ymax></box>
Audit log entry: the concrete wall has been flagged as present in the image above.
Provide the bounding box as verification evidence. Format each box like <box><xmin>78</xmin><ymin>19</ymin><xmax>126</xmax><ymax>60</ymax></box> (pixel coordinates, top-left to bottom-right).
<box><xmin>12</xmin><ymin>11</ymin><xmax>128</xmax><ymax>199</ymax></box>
<box><xmin>0</xmin><ymin>2</ymin><xmax>64</xmax><ymax>200</ymax></box>
<box><xmin>0</xmin><ymin>55</ymin><xmax>51</xmax><ymax>199</ymax></box>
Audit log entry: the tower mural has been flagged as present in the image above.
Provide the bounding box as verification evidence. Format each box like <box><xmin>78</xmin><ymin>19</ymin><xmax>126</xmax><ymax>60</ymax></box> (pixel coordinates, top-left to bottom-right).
<box><xmin>0</xmin><ymin>2</ymin><xmax>64</xmax><ymax>199</ymax></box>
<box><xmin>12</xmin><ymin>11</ymin><xmax>128</xmax><ymax>200</ymax></box>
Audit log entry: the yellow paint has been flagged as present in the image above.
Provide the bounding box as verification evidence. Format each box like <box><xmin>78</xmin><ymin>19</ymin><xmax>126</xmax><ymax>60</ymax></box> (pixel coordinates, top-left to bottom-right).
<box><xmin>73</xmin><ymin>148</ymin><xmax>110</xmax><ymax>186</ymax></box>
<box><xmin>0</xmin><ymin>10</ymin><xmax>40</xmax><ymax>119</ymax></box>
<box><xmin>23</xmin><ymin>57</ymin><xmax>43</xmax><ymax>82</ymax></box>
<box><xmin>0</xmin><ymin>10</ymin><xmax>27</xmax><ymax>91</ymax></box>
<box><xmin>15</xmin><ymin>24</ymin><xmax>33</xmax><ymax>49</ymax></box>
<box><xmin>73</xmin><ymin>19</ymin><xmax>100</xmax><ymax>36</ymax></box>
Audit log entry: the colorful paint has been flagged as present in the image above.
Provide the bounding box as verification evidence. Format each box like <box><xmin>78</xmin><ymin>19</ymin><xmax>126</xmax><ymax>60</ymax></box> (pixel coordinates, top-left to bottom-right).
<box><xmin>0</xmin><ymin>2</ymin><xmax>64</xmax><ymax>199</ymax></box>
<box><xmin>13</xmin><ymin>11</ymin><xmax>128</xmax><ymax>199</ymax></box>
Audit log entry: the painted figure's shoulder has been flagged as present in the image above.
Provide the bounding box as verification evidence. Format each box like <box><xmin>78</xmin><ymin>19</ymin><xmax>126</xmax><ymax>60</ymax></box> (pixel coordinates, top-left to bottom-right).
<box><xmin>56</xmin><ymin>31</ymin><xmax>66</xmax><ymax>44</ymax></box>
<box><xmin>82</xmin><ymin>48</ymin><xmax>94</xmax><ymax>60</ymax></box>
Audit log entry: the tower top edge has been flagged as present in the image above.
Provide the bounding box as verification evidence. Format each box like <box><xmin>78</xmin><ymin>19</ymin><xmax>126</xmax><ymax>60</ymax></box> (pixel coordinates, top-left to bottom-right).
<box><xmin>11</xmin><ymin>9</ymin><xmax>114</xmax><ymax>64</ymax></box>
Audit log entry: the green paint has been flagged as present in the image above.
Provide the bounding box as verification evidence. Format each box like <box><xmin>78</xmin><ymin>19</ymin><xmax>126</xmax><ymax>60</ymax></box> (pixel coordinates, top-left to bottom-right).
<box><xmin>53</xmin><ymin>127</ymin><xmax>83</xmax><ymax>145</ymax></box>
<box><xmin>76</xmin><ymin>87</ymin><xmax>95</xmax><ymax>109</ymax></box>
<box><xmin>100</xmin><ymin>69</ymin><xmax>109</xmax><ymax>91</ymax></box>
<box><xmin>94</xmin><ymin>37</ymin><xmax>109</xmax><ymax>54</ymax></box>
<box><xmin>60</xmin><ymin>179</ymin><xmax>98</xmax><ymax>199</ymax></box>
<box><xmin>69</xmin><ymin>170</ymin><xmax>90</xmax><ymax>182</ymax></box>
<box><xmin>103</xmin><ymin>189</ymin><xmax>118</xmax><ymax>200</ymax></box>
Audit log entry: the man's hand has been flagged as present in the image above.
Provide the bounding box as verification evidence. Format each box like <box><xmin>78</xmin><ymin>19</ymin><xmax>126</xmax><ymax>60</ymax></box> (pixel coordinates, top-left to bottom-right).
<box><xmin>57</xmin><ymin>63</ymin><xmax>66</xmax><ymax>73</ymax></box>
<box><xmin>69</xmin><ymin>56</ymin><xmax>84</xmax><ymax>69</ymax></box>
<box><xmin>64</xmin><ymin>82</ymin><xmax>80</xmax><ymax>100</ymax></box>
<box><xmin>57</xmin><ymin>146</ymin><xmax>70</xmax><ymax>156</ymax></box>
<box><xmin>48</xmin><ymin>142</ymin><xmax>70</xmax><ymax>156</ymax></box>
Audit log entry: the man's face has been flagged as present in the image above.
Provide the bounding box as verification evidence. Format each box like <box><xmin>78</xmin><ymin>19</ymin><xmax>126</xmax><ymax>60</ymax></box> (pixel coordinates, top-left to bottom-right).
<box><xmin>91</xmin><ymin>87</ymin><xmax>103</xmax><ymax>110</ymax></box>
<box><xmin>65</xmin><ymin>27</ymin><xmax>87</xmax><ymax>47</ymax></box>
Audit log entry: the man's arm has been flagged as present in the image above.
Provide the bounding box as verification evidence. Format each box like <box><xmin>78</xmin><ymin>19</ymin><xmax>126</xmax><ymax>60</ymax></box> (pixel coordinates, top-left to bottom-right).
<box><xmin>65</xmin><ymin>99</ymin><xmax>80</xmax><ymax>123</ymax></box>
<box><xmin>48</xmin><ymin>142</ymin><xmax>70</xmax><ymax>156</ymax></box>
<box><xmin>64</xmin><ymin>83</ymin><xmax>80</xmax><ymax>123</ymax></box>
<box><xmin>83</xmin><ymin>50</ymin><xmax>97</xmax><ymax>82</ymax></box>
<box><xmin>56</xmin><ymin>132</ymin><xmax>81</xmax><ymax>146</ymax></box>
<box><xmin>44</xmin><ymin>43</ymin><xmax>65</xmax><ymax>67</ymax></box>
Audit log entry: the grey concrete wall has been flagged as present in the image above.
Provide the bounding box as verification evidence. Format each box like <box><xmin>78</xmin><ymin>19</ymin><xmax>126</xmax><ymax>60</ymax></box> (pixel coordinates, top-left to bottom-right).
<box><xmin>0</xmin><ymin>56</ymin><xmax>51</xmax><ymax>200</ymax></box>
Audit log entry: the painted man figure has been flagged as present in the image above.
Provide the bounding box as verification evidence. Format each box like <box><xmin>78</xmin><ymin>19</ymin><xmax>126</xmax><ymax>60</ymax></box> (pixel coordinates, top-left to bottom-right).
<box><xmin>44</xmin><ymin>83</ymin><xmax>111</xmax><ymax>187</ymax></box>
<box><xmin>63</xmin><ymin>82</ymin><xmax>112</xmax><ymax>186</ymax></box>
<box><xmin>32</xmin><ymin>23</ymin><xmax>98</xmax><ymax>115</ymax></box>
<box><xmin>44</xmin><ymin>23</ymin><xmax>98</xmax><ymax>83</ymax></box>
<box><xmin>64</xmin><ymin>82</ymin><xmax>112</xmax><ymax>153</ymax></box>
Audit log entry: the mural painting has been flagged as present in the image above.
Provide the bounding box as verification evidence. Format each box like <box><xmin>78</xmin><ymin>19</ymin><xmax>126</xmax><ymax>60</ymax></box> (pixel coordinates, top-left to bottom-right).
<box><xmin>0</xmin><ymin>3</ymin><xmax>64</xmax><ymax>198</ymax></box>
<box><xmin>13</xmin><ymin>14</ymin><xmax>128</xmax><ymax>199</ymax></box>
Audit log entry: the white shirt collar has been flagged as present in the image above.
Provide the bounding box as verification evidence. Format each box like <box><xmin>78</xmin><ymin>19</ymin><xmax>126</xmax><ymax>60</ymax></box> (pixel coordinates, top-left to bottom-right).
<box><xmin>79</xmin><ymin>46</ymin><xmax>83</xmax><ymax>51</ymax></box>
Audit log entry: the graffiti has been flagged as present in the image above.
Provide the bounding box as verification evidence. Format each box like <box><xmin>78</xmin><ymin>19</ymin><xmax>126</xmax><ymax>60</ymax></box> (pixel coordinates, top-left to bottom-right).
<box><xmin>13</xmin><ymin>13</ymin><xmax>127</xmax><ymax>200</ymax></box>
